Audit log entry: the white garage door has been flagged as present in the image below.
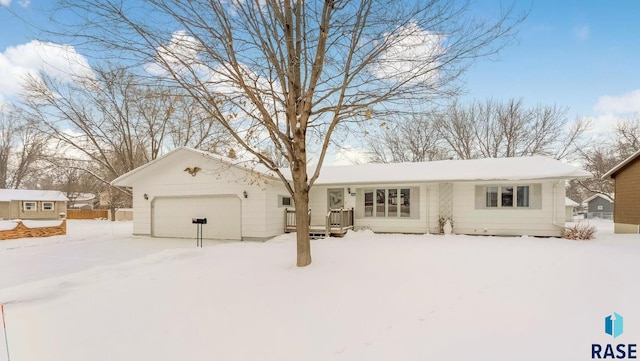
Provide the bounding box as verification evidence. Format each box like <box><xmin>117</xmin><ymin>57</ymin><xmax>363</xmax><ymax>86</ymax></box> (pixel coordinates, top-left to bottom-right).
<box><xmin>152</xmin><ymin>195</ymin><xmax>241</xmax><ymax>240</ymax></box>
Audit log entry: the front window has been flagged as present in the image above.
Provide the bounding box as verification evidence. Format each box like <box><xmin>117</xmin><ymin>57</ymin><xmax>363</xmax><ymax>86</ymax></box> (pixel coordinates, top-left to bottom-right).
<box><xmin>42</xmin><ymin>202</ymin><xmax>54</xmax><ymax>211</ymax></box>
<box><xmin>278</xmin><ymin>195</ymin><xmax>293</xmax><ymax>207</ymax></box>
<box><xmin>486</xmin><ymin>185</ymin><xmax>529</xmax><ymax>208</ymax></box>
<box><xmin>365</xmin><ymin>188</ymin><xmax>411</xmax><ymax>218</ymax></box>
<box><xmin>516</xmin><ymin>186</ymin><xmax>530</xmax><ymax>207</ymax></box>
<box><xmin>23</xmin><ymin>202</ymin><xmax>36</xmax><ymax>211</ymax></box>
<box><xmin>364</xmin><ymin>191</ymin><xmax>374</xmax><ymax>216</ymax></box>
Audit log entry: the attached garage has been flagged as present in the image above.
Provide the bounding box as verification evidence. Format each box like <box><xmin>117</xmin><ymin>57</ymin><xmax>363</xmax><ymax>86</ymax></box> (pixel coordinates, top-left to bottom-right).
<box><xmin>152</xmin><ymin>195</ymin><xmax>241</xmax><ymax>240</ymax></box>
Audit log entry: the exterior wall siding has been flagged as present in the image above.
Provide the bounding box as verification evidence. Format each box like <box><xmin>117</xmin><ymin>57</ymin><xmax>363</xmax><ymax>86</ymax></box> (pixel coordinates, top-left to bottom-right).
<box><xmin>613</xmin><ymin>159</ymin><xmax>640</xmax><ymax>226</ymax></box>
<box><xmin>3</xmin><ymin>200</ymin><xmax>66</xmax><ymax>220</ymax></box>
<box><xmin>587</xmin><ymin>197</ymin><xmax>613</xmax><ymax>213</ymax></box>
<box><xmin>308</xmin><ymin>184</ymin><xmax>431</xmax><ymax>234</ymax></box>
<box><xmin>452</xmin><ymin>180</ymin><xmax>565</xmax><ymax>237</ymax></box>
<box><xmin>127</xmin><ymin>151</ymin><xmax>283</xmax><ymax>240</ymax></box>
<box><xmin>0</xmin><ymin>202</ymin><xmax>9</xmax><ymax>219</ymax></box>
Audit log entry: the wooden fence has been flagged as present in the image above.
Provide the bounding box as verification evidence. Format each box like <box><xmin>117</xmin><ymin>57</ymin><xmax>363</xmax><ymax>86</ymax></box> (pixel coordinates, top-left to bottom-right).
<box><xmin>0</xmin><ymin>220</ymin><xmax>66</xmax><ymax>240</ymax></box>
<box><xmin>66</xmin><ymin>209</ymin><xmax>109</xmax><ymax>220</ymax></box>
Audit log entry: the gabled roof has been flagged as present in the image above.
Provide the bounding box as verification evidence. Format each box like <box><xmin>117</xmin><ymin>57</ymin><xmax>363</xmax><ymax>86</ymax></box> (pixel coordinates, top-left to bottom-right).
<box><xmin>113</xmin><ymin>146</ymin><xmax>592</xmax><ymax>188</ymax></box>
<box><xmin>602</xmin><ymin>149</ymin><xmax>640</xmax><ymax>178</ymax></box>
<box><xmin>583</xmin><ymin>193</ymin><xmax>614</xmax><ymax>204</ymax></box>
<box><xmin>0</xmin><ymin>189</ymin><xmax>68</xmax><ymax>202</ymax></box>
<box><xmin>111</xmin><ymin>146</ymin><xmax>279</xmax><ymax>187</ymax></box>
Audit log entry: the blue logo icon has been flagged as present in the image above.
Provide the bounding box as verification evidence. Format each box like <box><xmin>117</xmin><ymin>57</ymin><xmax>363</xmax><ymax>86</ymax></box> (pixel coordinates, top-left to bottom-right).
<box><xmin>605</xmin><ymin>312</ymin><xmax>624</xmax><ymax>338</ymax></box>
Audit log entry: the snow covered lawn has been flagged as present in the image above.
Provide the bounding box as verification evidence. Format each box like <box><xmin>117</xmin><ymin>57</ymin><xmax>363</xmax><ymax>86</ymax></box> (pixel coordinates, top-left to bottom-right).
<box><xmin>0</xmin><ymin>219</ymin><xmax>639</xmax><ymax>360</ymax></box>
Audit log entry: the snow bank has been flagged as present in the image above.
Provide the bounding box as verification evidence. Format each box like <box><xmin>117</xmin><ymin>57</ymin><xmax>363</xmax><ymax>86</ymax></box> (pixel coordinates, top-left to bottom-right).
<box><xmin>0</xmin><ymin>219</ymin><xmax>638</xmax><ymax>361</ymax></box>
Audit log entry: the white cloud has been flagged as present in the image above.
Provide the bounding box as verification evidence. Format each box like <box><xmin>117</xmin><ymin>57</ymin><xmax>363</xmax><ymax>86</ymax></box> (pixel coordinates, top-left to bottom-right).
<box><xmin>0</xmin><ymin>40</ymin><xmax>93</xmax><ymax>100</ymax></box>
<box><xmin>331</xmin><ymin>146</ymin><xmax>372</xmax><ymax>166</ymax></box>
<box><xmin>145</xmin><ymin>30</ymin><xmax>203</xmax><ymax>77</ymax></box>
<box><xmin>371</xmin><ymin>21</ymin><xmax>444</xmax><ymax>84</ymax></box>
<box><xmin>594</xmin><ymin>90</ymin><xmax>640</xmax><ymax>114</ymax></box>
<box><xmin>0</xmin><ymin>0</ymin><xmax>28</xmax><ymax>6</ymax></box>
<box><xmin>574</xmin><ymin>24</ymin><xmax>589</xmax><ymax>40</ymax></box>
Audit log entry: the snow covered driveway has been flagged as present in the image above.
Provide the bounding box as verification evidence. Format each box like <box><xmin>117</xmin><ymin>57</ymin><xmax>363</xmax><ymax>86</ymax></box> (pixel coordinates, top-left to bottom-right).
<box><xmin>0</xmin><ymin>220</ymin><xmax>228</xmax><ymax>288</ymax></box>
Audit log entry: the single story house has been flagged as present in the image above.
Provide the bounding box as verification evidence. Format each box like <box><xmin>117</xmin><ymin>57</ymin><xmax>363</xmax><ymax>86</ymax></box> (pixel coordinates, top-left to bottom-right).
<box><xmin>111</xmin><ymin>147</ymin><xmax>591</xmax><ymax>240</ymax></box>
<box><xmin>582</xmin><ymin>193</ymin><xmax>614</xmax><ymax>220</ymax></box>
<box><xmin>603</xmin><ymin>149</ymin><xmax>640</xmax><ymax>233</ymax></box>
<box><xmin>565</xmin><ymin>197</ymin><xmax>579</xmax><ymax>222</ymax></box>
<box><xmin>0</xmin><ymin>189</ymin><xmax>68</xmax><ymax>220</ymax></box>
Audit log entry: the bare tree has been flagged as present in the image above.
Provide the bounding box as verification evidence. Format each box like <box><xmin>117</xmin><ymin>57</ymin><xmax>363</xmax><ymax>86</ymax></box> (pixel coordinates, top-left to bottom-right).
<box><xmin>0</xmin><ymin>105</ymin><xmax>48</xmax><ymax>189</ymax></box>
<box><xmin>51</xmin><ymin>0</ymin><xmax>525</xmax><ymax>266</ymax></box>
<box><xmin>434</xmin><ymin>99</ymin><xmax>588</xmax><ymax>160</ymax></box>
<box><xmin>367</xmin><ymin>113</ymin><xmax>450</xmax><ymax>163</ymax></box>
<box><xmin>22</xmin><ymin>65</ymin><xmax>228</xmax><ymax>187</ymax></box>
<box><xmin>572</xmin><ymin>115</ymin><xmax>640</xmax><ymax>202</ymax></box>
<box><xmin>613</xmin><ymin>116</ymin><xmax>640</xmax><ymax>159</ymax></box>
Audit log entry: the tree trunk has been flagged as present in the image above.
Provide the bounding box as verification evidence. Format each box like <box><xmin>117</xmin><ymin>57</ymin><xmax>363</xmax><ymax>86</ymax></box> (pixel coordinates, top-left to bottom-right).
<box><xmin>294</xmin><ymin>192</ymin><xmax>311</xmax><ymax>267</ymax></box>
<box><xmin>296</xmin><ymin>193</ymin><xmax>311</xmax><ymax>267</ymax></box>
<box><xmin>292</xmin><ymin>146</ymin><xmax>312</xmax><ymax>267</ymax></box>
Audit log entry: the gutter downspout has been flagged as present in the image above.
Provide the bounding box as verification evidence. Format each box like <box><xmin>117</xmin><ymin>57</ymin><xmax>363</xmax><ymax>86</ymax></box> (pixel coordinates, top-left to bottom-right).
<box><xmin>553</xmin><ymin>181</ymin><xmax>567</xmax><ymax>232</ymax></box>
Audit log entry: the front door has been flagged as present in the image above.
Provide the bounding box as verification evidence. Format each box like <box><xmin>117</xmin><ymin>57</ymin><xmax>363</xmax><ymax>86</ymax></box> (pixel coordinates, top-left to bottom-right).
<box><xmin>327</xmin><ymin>188</ymin><xmax>344</xmax><ymax>210</ymax></box>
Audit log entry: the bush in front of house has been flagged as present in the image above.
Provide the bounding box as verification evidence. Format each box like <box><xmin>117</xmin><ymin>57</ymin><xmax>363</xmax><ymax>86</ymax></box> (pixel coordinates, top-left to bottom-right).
<box><xmin>563</xmin><ymin>223</ymin><xmax>597</xmax><ymax>240</ymax></box>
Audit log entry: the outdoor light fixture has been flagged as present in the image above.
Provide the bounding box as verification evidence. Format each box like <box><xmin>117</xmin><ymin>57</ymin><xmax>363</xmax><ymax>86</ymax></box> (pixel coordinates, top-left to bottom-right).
<box><xmin>243</xmin><ymin>190</ymin><xmax>248</xmax><ymax>198</ymax></box>
<box><xmin>143</xmin><ymin>193</ymin><xmax>149</xmax><ymax>200</ymax></box>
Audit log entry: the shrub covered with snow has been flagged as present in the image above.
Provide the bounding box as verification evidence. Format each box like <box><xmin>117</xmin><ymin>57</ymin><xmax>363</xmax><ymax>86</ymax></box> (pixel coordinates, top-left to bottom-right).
<box><xmin>563</xmin><ymin>223</ymin><xmax>597</xmax><ymax>240</ymax></box>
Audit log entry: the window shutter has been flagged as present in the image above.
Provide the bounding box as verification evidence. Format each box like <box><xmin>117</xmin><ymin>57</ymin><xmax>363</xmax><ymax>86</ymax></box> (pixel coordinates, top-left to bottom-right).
<box><xmin>410</xmin><ymin>187</ymin><xmax>420</xmax><ymax>219</ymax></box>
<box><xmin>475</xmin><ymin>185</ymin><xmax>485</xmax><ymax>209</ymax></box>
<box><xmin>531</xmin><ymin>184</ymin><xmax>542</xmax><ymax>209</ymax></box>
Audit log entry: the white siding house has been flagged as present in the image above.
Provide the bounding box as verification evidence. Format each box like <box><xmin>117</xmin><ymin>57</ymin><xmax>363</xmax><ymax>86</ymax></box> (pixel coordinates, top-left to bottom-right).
<box><xmin>112</xmin><ymin>147</ymin><xmax>591</xmax><ymax>240</ymax></box>
<box><xmin>111</xmin><ymin>147</ymin><xmax>288</xmax><ymax>241</ymax></box>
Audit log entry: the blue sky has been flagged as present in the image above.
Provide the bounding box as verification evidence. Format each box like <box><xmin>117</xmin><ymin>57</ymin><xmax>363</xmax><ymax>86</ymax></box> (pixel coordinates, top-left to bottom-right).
<box><xmin>1</xmin><ymin>0</ymin><xmax>639</xmax><ymax>137</ymax></box>
<box><xmin>463</xmin><ymin>0</ymin><xmax>640</xmax><ymax>133</ymax></box>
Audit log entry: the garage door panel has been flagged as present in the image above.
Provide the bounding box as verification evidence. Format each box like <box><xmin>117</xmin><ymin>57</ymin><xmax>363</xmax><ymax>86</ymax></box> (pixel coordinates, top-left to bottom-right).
<box><xmin>153</xmin><ymin>196</ymin><xmax>241</xmax><ymax>240</ymax></box>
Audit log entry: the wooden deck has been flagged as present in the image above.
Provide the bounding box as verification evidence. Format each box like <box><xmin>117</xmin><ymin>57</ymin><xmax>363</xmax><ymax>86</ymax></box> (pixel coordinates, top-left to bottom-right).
<box><xmin>285</xmin><ymin>208</ymin><xmax>354</xmax><ymax>239</ymax></box>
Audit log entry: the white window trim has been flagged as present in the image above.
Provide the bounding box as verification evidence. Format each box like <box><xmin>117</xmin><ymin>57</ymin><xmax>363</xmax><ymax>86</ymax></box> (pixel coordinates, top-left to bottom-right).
<box><xmin>363</xmin><ymin>187</ymin><xmax>412</xmax><ymax>218</ymax></box>
<box><xmin>278</xmin><ymin>195</ymin><xmax>293</xmax><ymax>208</ymax></box>
<box><xmin>485</xmin><ymin>185</ymin><xmax>531</xmax><ymax>209</ymax></box>
<box><xmin>42</xmin><ymin>201</ymin><xmax>55</xmax><ymax>211</ymax></box>
<box><xmin>23</xmin><ymin>201</ymin><xmax>37</xmax><ymax>211</ymax></box>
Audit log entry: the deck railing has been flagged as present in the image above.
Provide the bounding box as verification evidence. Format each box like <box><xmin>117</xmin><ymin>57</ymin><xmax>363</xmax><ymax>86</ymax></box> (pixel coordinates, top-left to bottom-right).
<box><xmin>284</xmin><ymin>208</ymin><xmax>311</xmax><ymax>232</ymax></box>
<box><xmin>326</xmin><ymin>208</ymin><xmax>354</xmax><ymax>234</ymax></box>
<box><xmin>285</xmin><ymin>207</ymin><xmax>354</xmax><ymax>237</ymax></box>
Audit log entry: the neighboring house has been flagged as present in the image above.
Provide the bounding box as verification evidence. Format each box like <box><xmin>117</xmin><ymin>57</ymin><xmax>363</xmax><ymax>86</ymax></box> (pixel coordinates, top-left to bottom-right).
<box><xmin>0</xmin><ymin>189</ymin><xmax>68</xmax><ymax>220</ymax></box>
<box><xmin>112</xmin><ymin>147</ymin><xmax>591</xmax><ymax>240</ymax></box>
<box><xmin>603</xmin><ymin>149</ymin><xmax>640</xmax><ymax>233</ymax></box>
<box><xmin>582</xmin><ymin>193</ymin><xmax>614</xmax><ymax>220</ymax></box>
<box><xmin>565</xmin><ymin>197</ymin><xmax>579</xmax><ymax>222</ymax></box>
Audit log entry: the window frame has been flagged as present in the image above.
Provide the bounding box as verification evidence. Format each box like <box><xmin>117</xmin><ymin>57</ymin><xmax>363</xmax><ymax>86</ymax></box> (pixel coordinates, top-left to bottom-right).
<box><xmin>23</xmin><ymin>201</ymin><xmax>37</xmax><ymax>211</ymax></box>
<box><xmin>364</xmin><ymin>187</ymin><xmax>412</xmax><ymax>218</ymax></box>
<box><xmin>485</xmin><ymin>185</ymin><xmax>531</xmax><ymax>209</ymax></box>
<box><xmin>278</xmin><ymin>195</ymin><xmax>293</xmax><ymax>208</ymax></box>
<box><xmin>42</xmin><ymin>201</ymin><xmax>55</xmax><ymax>211</ymax></box>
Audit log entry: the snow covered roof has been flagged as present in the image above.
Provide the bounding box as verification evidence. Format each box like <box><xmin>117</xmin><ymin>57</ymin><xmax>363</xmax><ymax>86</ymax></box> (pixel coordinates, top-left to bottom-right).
<box><xmin>602</xmin><ymin>148</ymin><xmax>640</xmax><ymax>178</ymax></box>
<box><xmin>565</xmin><ymin>197</ymin><xmax>579</xmax><ymax>207</ymax></box>
<box><xmin>0</xmin><ymin>189</ymin><xmax>69</xmax><ymax>202</ymax></box>
<box><xmin>112</xmin><ymin>147</ymin><xmax>592</xmax><ymax>188</ymax></box>
<box><xmin>583</xmin><ymin>193</ymin><xmax>614</xmax><ymax>204</ymax></box>
<box><xmin>111</xmin><ymin>146</ymin><xmax>280</xmax><ymax>187</ymax></box>
<box><xmin>304</xmin><ymin>156</ymin><xmax>592</xmax><ymax>185</ymax></box>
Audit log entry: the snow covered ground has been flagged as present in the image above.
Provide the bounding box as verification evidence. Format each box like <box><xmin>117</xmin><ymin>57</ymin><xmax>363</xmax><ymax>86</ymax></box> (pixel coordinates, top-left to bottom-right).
<box><xmin>0</xmin><ymin>219</ymin><xmax>638</xmax><ymax>361</ymax></box>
